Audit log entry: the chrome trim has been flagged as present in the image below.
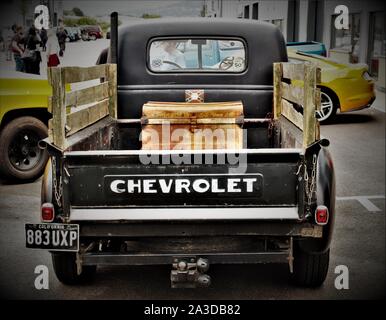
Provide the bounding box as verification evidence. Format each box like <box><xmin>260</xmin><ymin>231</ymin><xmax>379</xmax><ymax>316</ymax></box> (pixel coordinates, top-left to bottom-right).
<box><xmin>64</xmin><ymin>148</ymin><xmax>303</xmax><ymax>157</ymax></box>
<box><xmin>70</xmin><ymin>207</ymin><xmax>299</xmax><ymax>221</ymax></box>
<box><xmin>118</xmin><ymin>84</ymin><xmax>273</xmax><ymax>90</ymax></box>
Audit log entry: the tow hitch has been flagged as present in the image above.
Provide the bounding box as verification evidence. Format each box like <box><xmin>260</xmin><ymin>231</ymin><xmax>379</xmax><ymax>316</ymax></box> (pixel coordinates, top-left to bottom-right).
<box><xmin>171</xmin><ymin>257</ymin><xmax>211</xmax><ymax>288</ymax></box>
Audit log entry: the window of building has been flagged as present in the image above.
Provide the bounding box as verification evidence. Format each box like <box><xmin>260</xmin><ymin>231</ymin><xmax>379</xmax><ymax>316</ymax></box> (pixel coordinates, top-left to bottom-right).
<box><xmin>331</xmin><ymin>13</ymin><xmax>361</xmax><ymax>63</ymax></box>
<box><xmin>368</xmin><ymin>11</ymin><xmax>385</xmax><ymax>78</ymax></box>
<box><xmin>244</xmin><ymin>5</ymin><xmax>250</xmax><ymax>19</ymax></box>
<box><xmin>252</xmin><ymin>3</ymin><xmax>259</xmax><ymax>20</ymax></box>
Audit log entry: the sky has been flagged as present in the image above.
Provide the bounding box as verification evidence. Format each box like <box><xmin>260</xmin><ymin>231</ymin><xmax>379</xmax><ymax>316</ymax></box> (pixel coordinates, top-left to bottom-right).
<box><xmin>63</xmin><ymin>0</ymin><xmax>204</xmax><ymax>18</ymax></box>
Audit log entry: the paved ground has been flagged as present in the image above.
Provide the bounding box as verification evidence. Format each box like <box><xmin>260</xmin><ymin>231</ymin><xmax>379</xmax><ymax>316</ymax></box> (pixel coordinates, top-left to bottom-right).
<box><xmin>0</xmin><ymin>40</ymin><xmax>384</xmax><ymax>300</ymax></box>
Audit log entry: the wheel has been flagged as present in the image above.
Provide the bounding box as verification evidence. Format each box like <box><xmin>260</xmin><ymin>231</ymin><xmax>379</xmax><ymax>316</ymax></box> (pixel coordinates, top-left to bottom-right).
<box><xmin>291</xmin><ymin>245</ymin><xmax>330</xmax><ymax>287</ymax></box>
<box><xmin>52</xmin><ymin>252</ymin><xmax>96</xmax><ymax>285</ymax></box>
<box><xmin>90</xmin><ymin>34</ymin><xmax>97</xmax><ymax>41</ymax></box>
<box><xmin>317</xmin><ymin>90</ymin><xmax>338</xmax><ymax>123</ymax></box>
<box><xmin>0</xmin><ymin>117</ymin><xmax>49</xmax><ymax>181</ymax></box>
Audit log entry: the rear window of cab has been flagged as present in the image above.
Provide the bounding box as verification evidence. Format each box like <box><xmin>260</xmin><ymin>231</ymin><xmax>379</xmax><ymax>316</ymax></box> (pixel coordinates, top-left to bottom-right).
<box><xmin>148</xmin><ymin>38</ymin><xmax>247</xmax><ymax>73</ymax></box>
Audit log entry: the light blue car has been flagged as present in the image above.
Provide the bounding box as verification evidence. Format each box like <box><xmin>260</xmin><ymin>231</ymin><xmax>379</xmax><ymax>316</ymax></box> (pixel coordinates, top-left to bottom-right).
<box><xmin>286</xmin><ymin>41</ymin><xmax>327</xmax><ymax>56</ymax></box>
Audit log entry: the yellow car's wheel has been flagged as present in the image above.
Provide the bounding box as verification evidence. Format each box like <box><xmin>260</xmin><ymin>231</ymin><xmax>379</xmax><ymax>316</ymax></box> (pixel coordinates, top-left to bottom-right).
<box><xmin>0</xmin><ymin>116</ymin><xmax>49</xmax><ymax>181</ymax></box>
<box><xmin>317</xmin><ymin>90</ymin><xmax>338</xmax><ymax>123</ymax></box>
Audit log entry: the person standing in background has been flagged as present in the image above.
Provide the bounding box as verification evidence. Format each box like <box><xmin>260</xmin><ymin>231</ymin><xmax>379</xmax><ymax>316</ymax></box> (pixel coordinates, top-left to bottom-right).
<box><xmin>40</xmin><ymin>27</ymin><xmax>48</xmax><ymax>52</ymax></box>
<box><xmin>46</xmin><ymin>28</ymin><xmax>60</xmax><ymax>67</ymax></box>
<box><xmin>23</xmin><ymin>26</ymin><xmax>42</xmax><ymax>75</ymax></box>
<box><xmin>11</xmin><ymin>25</ymin><xmax>25</xmax><ymax>72</ymax></box>
<box><xmin>56</xmin><ymin>26</ymin><xmax>67</xmax><ymax>57</ymax></box>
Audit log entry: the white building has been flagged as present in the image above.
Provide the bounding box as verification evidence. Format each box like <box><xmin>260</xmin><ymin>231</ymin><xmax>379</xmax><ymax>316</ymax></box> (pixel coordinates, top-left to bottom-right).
<box><xmin>0</xmin><ymin>0</ymin><xmax>63</xmax><ymax>29</ymax></box>
<box><xmin>204</xmin><ymin>0</ymin><xmax>385</xmax><ymax>79</ymax></box>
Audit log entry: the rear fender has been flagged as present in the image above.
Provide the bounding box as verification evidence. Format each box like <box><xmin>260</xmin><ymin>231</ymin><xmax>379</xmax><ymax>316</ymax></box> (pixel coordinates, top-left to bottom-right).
<box><xmin>299</xmin><ymin>146</ymin><xmax>336</xmax><ymax>253</ymax></box>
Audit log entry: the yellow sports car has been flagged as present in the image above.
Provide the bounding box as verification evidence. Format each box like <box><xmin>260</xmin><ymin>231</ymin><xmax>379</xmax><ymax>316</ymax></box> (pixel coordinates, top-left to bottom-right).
<box><xmin>287</xmin><ymin>50</ymin><xmax>376</xmax><ymax>122</ymax></box>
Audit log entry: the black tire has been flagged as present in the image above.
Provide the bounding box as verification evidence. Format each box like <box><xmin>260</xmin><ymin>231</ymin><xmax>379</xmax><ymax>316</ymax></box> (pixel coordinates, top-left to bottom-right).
<box><xmin>0</xmin><ymin>116</ymin><xmax>49</xmax><ymax>181</ymax></box>
<box><xmin>52</xmin><ymin>252</ymin><xmax>96</xmax><ymax>285</ymax></box>
<box><xmin>291</xmin><ymin>246</ymin><xmax>330</xmax><ymax>287</ymax></box>
<box><xmin>317</xmin><ymin>89</ymin><xmax>338</xmax><ymax>123</ymax></box>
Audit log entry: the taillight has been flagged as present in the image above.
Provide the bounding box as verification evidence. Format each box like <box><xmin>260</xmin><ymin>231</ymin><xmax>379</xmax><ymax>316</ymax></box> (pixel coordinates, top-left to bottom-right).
<box><xmin>315</xmin><ymin>205</ymin><xmax>329</xmax><ymax>225</ymax></box>
<box><xmin>41</xmin><ymin>203</ymin><xmax>55</xmax><ymax>222</ymax></box>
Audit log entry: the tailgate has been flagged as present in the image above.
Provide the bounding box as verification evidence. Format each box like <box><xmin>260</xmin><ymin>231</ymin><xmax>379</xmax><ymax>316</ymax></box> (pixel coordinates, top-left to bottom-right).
<box><xmin>64</xmin><ymin>149</ymin><xmax>302</xmax><ymax>220</ymax></box>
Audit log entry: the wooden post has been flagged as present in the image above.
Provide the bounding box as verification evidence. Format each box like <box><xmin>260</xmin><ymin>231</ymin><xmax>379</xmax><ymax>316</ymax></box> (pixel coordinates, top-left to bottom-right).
<box><xmin>48</xmin><ymin>67</ymin><xmax>66</xmax><ymax>150</ymax></box>
<box><xmin>107</xmin><ymin>64</ymin><xmax>117</xmax><ymax>119</ymax></box>
<box><xmin>273</xmin><ymin>63</ymin><xmax>282</xmax><ymax>119</ymax></box>
<box><xmin>314</xmin><ymin>68</ymin><xmax>321</xmax><ymax>141</ymax></box>
<box><xmin>302</xmin><ymin>63</ymin><xmax>317</xmax><ymax>148</ymax></box>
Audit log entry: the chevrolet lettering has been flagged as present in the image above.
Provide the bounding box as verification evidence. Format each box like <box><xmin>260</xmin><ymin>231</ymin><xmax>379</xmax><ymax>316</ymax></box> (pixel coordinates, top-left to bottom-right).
<box><xmin>108</xmin><ymin>175</ymin><xmax>262</xmax><ymax>195</ymax></box>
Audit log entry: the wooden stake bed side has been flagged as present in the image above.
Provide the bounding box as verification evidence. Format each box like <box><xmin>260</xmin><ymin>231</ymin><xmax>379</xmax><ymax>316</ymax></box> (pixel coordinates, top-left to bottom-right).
<box><xmin>273</xmin><ymin>62</ymin><xmax>321</xmax><ymax>148</ymax></box>
<box><xmin>47</xmin><ymin>62</ymin><xmax>320</xmax><ymax>151</ymax></box>
<box><xmin>47</xmin><ymin>64</ymin><xmax>117</xmax><ymax>150</ymax></box>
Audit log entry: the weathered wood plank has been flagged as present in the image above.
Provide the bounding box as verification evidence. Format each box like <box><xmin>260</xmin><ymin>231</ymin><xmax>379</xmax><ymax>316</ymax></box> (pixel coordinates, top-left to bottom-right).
<box><xmin>303</xmin><ymin>63</ymin><xmax>317</xmax><ymax>147</ymax></box>
<box><xmin>65</xmin><ymin>81</ymin><xmax>109</xmax><ymax>107</ymax></box>
<box><xmin>273</xmin><ymin>63</ymin><xmax>282</xmax><ymax>119</ymax></box>
<box><xmin>63</xmin><ymin>65</ymin><xmax>107</xmax><ymax>83</ymax></box>
<box><xmin>47</xmin><ymin>96</ymin><xmax>53</xmax><ymax>113</ymax></box>
<box><xmin>279</xmin><ymin>115</ymin><xmax>303</xmax><ymax>149</ymax></box>
<box><xmin>316</xmin><ymin>67</ymin><xmax>322</xmax><ymax>84</ymax></box>
<box><xmin>65</xmin><ymin>98</ymin><xmax>110</xmax><ymax>137</ymax></box>
<box><xmin>314</xmin><ymin>88</ymin><xmax>321</xmax><ymax>140</ymax></box>
<box><xmin>281</xmin><ymin>81</ymin><xmax>304</xmax><ymax>107</ymax></box>
<box><xmin>314</xmin><ymin>88</ymin><xmax>321</xmax><ymax>111</ymax></box>
<box><xmin>107</xmin><ymin>64</ymin><xmax>117</xmax><ymax>118</ymax></box>
<box><xmin>48</xmin><ymin>67</ymin><xmax>66</xmax><ymax>149</ymax></box>
<box><xmin>48</xmin><ymin>119</ymin><xmax>53</xmax><ymax>142</ymax></box>
<box><xmin>281</xmin><ymin>62</ymin><xmax>305</xmax><ymax>81</ymax></box>
<box><xmin>274</xmin><ymin>62</ymin><xmax>320</xmax><ymax>149</ymax></box>
<box><xmin>281</xmin><ymin>99</ymin><xmax>303</xmax><ymax>130</ymax></box>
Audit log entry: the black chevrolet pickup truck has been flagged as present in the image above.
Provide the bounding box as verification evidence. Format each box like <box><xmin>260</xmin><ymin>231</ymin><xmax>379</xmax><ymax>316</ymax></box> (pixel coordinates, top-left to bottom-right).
<box><xmin>25</xmin><ymin>16</ymin><xmax>335</xmax><ymax>288</ymax></box>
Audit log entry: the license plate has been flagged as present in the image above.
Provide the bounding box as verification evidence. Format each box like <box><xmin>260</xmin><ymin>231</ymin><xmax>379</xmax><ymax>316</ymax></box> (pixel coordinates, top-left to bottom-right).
<box><xmin>25</xmin><ymin>223</ymin><xmax>79</xmax><ymax>252</ymax></box>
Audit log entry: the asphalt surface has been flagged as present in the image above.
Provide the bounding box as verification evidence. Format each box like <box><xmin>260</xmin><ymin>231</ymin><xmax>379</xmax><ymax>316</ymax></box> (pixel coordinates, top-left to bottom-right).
<box><xmin>0</xmin><ymin>40</ymin><xmax>384</xmax><ymax>300</ymax></box>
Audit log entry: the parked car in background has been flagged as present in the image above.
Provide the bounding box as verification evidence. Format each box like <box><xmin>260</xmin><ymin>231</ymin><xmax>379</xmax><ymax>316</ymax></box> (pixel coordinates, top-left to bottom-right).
<box><xmin>288</xmin><ymin>49</ymin><xmax>375</xmax><ymax>122</ymax></box>
<box><xmin>287</xmin><ymin>41</ymin><xmax>327</xmax><ymax>56</ymax></box>
<box><xmin>82</xmin><ymin>25</ymin><xmax>103</xmax><ymax>41</ymax></box>
<box><xmin>64</xmin><ymin>27</ymin><xmax>81</xmax><ymax>42</ymax></box>
<box><xmin>80</xmin><ymin>27</ymin><xmax>89</xmax><ymax>41</ymax></box>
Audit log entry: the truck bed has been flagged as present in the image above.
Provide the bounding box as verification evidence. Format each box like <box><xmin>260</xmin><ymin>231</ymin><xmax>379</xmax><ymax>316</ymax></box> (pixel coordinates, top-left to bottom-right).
<box><xmin>48</xmin><ymin>113</ymin><xmax>305</xmax><ymax>223</ymax></box>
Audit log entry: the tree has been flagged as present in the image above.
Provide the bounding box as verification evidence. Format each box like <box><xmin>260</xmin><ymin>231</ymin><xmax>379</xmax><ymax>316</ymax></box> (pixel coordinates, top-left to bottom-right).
<box><xmin>72</xmin><ymin>7</ymin><xmax>84</xmax><ymax>17</ymax></box>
